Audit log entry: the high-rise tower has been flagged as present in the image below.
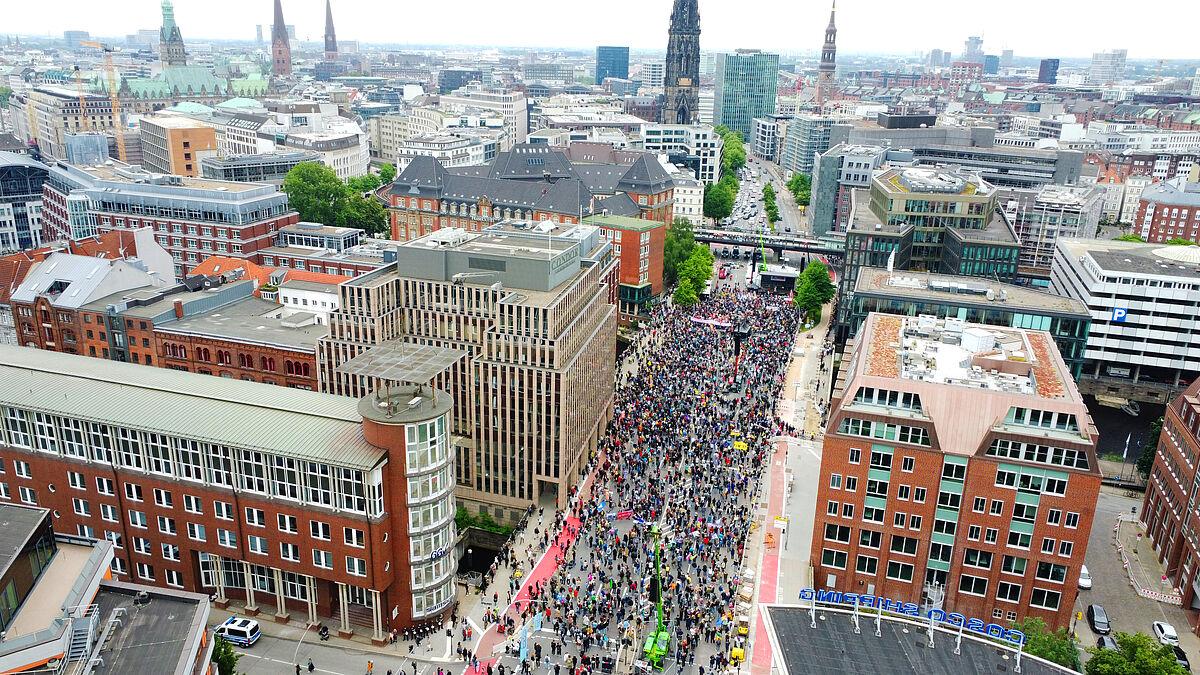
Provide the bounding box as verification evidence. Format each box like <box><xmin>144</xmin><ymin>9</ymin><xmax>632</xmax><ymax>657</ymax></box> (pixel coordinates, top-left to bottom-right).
<box><xmin>324</xmin><ymin>0</ymin><xmax>338</xmax><ymax>62</ymax></box>
<box><xmin>159</xmin><ymin>0</ymin><xmax>187</xmax><ymax>67</ymax></box>
<box><xmin>663</xmin><ymin>0</ymin><xmax>700</xmax><ymax>125</ymax></box>
<box><xmin>271</xmin><ymin>0</ymin><xmax>292</xmax><ymax>77</ymax></box>
<box><xmin>815</xmin><ymin>0</ymin><xmax>837</xmax><ymax>106</ymax></box>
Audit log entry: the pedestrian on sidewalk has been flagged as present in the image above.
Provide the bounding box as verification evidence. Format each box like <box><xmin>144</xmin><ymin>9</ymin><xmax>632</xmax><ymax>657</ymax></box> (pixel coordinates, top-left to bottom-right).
<box><xmin>367</xmin><ymin>660</ymin><xmax>374</xmax><ymax>674</ymax></box>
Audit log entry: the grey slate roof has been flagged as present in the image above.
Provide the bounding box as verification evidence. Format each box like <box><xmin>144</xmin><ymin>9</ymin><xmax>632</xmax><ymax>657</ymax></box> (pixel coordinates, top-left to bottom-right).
<box><xmin>616</xmin><ymin>154</ymin><xmax>674</xmax><ymax>193</ymax></box>
<box><xmin>1140</xmin><ymin>176</ymin><xmax>1200</xmax><ymax>208</ymax></box>
<box><xmin>0</xmin><ymin>344</ymin><xmax>381</xmax><ymax>468</ymax></box>
<box><xmin>389</xmin><ymin>144</ymin><xmax>672</xmax><ymax>219</ymax></box>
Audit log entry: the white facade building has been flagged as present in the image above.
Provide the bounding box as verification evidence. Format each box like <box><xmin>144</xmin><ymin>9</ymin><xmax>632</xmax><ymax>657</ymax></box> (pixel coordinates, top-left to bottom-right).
<box><xmin>439</xmin><ymin>84</ymin><xmax>529</xmax><ymax>146</ymax></box>
<box><xmin>395</xmin><ymin>133</ymin><xmax>499</xmax><ymax>171</ymax></box>
<box><xmin>1122</xmin><ymin>175</ymin><xmax>1153</xmax><ymax>225</ymax></box>
<box><xmin>1089</xmin><ymin>49</ymin><xmax>1127</xmax><ymax>84</ymax></box>
<box><xmin>1051</xmin><ymin>237</ymin><xmax>1200</xmax><ymax>385</ymax></box>
<box><xmin>666</xmin><ymin>166</ymin><xmax>704</xmax><ymax>227</ymax></box>
<box><xmin>640</xmin><ymin>124</ymin><xmax>724</xmax><ymax>185</ymax></box>
<box><xmin>277</xmin><ymin>278</ymin><xmax>340</xmax><ymax>325</ymax></box>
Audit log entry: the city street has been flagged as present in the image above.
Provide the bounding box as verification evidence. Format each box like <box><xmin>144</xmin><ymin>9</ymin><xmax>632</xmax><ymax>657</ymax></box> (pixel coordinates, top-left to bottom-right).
<box><xmin>1075</xmin><ymin>489</ymin><xmax>1200</xmax><ymax>665</ymax></box>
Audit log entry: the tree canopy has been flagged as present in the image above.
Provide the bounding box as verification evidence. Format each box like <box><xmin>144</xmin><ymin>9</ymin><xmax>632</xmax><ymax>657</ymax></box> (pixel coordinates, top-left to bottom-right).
<box><xmin>1164</xmin><ymin>237</ymin><xmax>1197</xmax><ymax>246</ymax></box>
<box><xmin>793</xmin><ymin>260</ymin><xmax>835</xmax><ymax>321</ymax></box>
<box><xmin>378</xmin><ymin>163</ymin><xmax>396</xmax><ymax>184</ymax></box>
<box><xmin>677</xmin><ymin>245</ymin><xmax>715</xmax><ymax>293</ymax></box>
<box><xmin>282</xmin><ymin>162</ymin><xmax>389</xmax><ymax>236</ymax></box>
<box><xmin>211</xmin><ymin>636</ymin><xmax>242</xmax><ymax>675</ymax></box>
<box><xmin>715</xmin><ymin>126</ymin><xmax>746</xmax><ymax>176</ymax></box>
<box><xmin>664</xmin><ymin>217</ymin><xmax>697</xmax><ymax>286</ymax></box>
<box><xmin>673</xmin><ymin>277</ymin><xmax>700</xmax><ymax>306</ymax></box>
<box><xmin>1083</xmin><ymin>631</ymin><xmax>1187</xmax><ymax>675</ymax></box>
<box><xmin>1137</xmin><ymin>415</ymin><xmax>1163</xmax><ymax>477</ymax></box>
<box><xmin>1114</xmin><ymin>234</ymin><xmax>1146</xmax><ymax>242</ymax></box>
<box><xmin>1010</xmin><ymin>617</ymin><xmax>1080</xmax><ymax>671</ymax></box>
<box><xmin>786</xmin><ymin>173</ymin><xmax>811</xmax><ymax>206</ymax></box>
<box><xmin>703</xmin><ymin>183</ymin><xmax>734</xmax><ymax>221</ymax></box>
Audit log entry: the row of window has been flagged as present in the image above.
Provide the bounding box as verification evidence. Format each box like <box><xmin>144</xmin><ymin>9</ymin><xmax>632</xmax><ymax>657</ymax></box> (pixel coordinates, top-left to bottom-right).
<box><xmin>837</xmin><ymin>417</ymin><xmax>931</xmax><ymax>446</ymax></box>
<box><xmin>0</xmin><ymin>409</ymin><xmax>382</xmax><ymax>515</ymax></box>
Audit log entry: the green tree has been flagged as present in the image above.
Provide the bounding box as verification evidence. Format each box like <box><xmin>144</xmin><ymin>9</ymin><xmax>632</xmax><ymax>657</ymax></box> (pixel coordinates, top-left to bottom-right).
<box><xmin>673</xmin><ymin>277</ymin><xmax>700</xmax><ymax>306</ymax></box>
<box><xmin>378</xmin><ymin>163</ymin><xmax>396</xmax><ymax>184</ymax></box>
<box><xmin>0</xmin><ymin>86</ymin><xmax>12</xmax><ymax>108</ymax></box>
<box><xmin>663</xmin><ymin>217</ymin><xmax>697</xmax><ymax>286</ymax></box>
<box><xmin>1114</xmin><ymin>234</ymin><xmax>1146</xmax><ymax>242</ymax></box>
<box><xmin>1137</xmin><ymin>415</ymin><xmax>1164</xmax><ymax>477</ymax></box>
<box><xmin>678</xmin><ymin>245</ymin><xmax>715</xmax><ymax>291</ymax></box>
<box><xmin>801</xmin><ymin>260</ymin><xmax>836</xmax><ymax>303</ymax></box>
<box><xmin>1084</xmin><ymin>631</ymin><xmax>1187</xmax><ymax>675</ymax></box>
<box><xmin>342</xmin><ymin>195</ymin><xmax>389</xmax><ymax>236</ymax></box>
<box><xmin>282</xmin><ymin>162</ymin><xmax>350</xmax><ymax>226</ymax></box>
<box><xmin>763</xmin><ymin>183</ymin><xmax>775</xmax><ymax>203</ymax></box>
<box><xmin>1164</xmin><ymin>237</ymin><xmax>1197</xmax><ymax>245</ymax></box>
<box><xmin>347</xmin><ymin>173</ymin><xmax>383</xmax><ymax>194</ymax></box>
<box><xmin>211</xmin><ymin>636</ymin><xmax>242</xmax><ymax>675</ymax></box>
<box><xmin>703</xmin><ymin>183</ymin><xmax>734</xmax><ymax>221</ymax></box>
<box><xmin>1010</xmin><ymin>617</ymin><xmax>1080</xmax><ymax>671</ymax></box>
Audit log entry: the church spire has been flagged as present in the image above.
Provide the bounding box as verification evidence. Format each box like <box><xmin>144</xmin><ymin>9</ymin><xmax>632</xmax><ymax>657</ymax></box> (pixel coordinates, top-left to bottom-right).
<box><xmin>663</xmin><ymin>0</ymin><xmax>700</xmax><ymax>125</ymax></box>
<box><xmin>271</xmin><ymin>0</ymin><xmax>292</xmax><ymax>77</ymax></box>
<box><xmin>816</xmin><ymin>0</ymin><xmax>838</xmax><ymax>106</ymax></box>
<box><xmin>324</xmin><ymin>0</ymin><xmax>338</xmax><ymax>62</ymax></box>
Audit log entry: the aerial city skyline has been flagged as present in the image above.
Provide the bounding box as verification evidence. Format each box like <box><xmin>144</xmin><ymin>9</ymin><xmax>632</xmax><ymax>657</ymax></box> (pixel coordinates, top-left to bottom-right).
<box><xmin>0</xmin><ymin>0</ymin><xmax>1198</xmax><ymax>674</ymax></box>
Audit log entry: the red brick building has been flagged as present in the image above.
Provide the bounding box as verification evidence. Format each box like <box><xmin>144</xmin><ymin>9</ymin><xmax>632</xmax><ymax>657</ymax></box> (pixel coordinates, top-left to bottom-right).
<box><xmin>1142</xmin><ymin>380</ymin><xmax>1200</xmax><ymax>610</ymax></box>
<box><xmin>812</xmin><ymin>314</ymin><xmax>1100</xmax><ymax>630</ymax></box>
<box><xmin>583</xmin><ymin>213</ymin><xmax>665</xmax><ymax>320</ymax></box>
<box><xmin>385</xmin><ymin>145</ymin><xmax>673</xmax><ymax>242</ymax></box>
<box><xmin>1134</xmin><ymin>175</ymin><xmax>1200</xmax><ymax>243</ymax></box>
<box><xmin>0</xmin><ymin>346</ymin><xmax>457</xmax><ymax>638</ymax></box>
<box><xmin>40</xmin><ymin>160</ymin><xmax>298</xmax><ymax>279</ymax></box>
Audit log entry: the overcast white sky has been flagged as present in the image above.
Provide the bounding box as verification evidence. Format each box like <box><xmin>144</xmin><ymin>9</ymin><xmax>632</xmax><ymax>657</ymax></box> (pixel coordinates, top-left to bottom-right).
<box><xmin>7</xmin><ymin>0</ymin><xmax>1199</xmax><ymax>60</ymax></box>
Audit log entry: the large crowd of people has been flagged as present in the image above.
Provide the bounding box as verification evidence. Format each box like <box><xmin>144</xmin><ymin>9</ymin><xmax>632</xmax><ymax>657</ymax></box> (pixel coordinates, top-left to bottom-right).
<box><xmin>478</xmin><ymin>291</ymin><xmax>800</xmax><ymax>675</ymax></box>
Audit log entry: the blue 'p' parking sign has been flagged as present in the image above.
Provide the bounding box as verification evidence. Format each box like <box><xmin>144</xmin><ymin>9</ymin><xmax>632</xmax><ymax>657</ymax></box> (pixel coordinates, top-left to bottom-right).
<box><xmin>1112</xmin><ymin>308</ymin><xmax>1127</xmax><ymax>322</ymax></box>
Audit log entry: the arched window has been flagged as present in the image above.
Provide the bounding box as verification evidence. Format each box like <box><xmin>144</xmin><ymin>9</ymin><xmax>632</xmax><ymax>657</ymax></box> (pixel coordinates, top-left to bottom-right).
<box><xmin>260</xmin><ymin>355</ymin><xmax>268</xmax><ymax>370</ymax></box>
<box><xmin>286</xmin><ymin>361</ymin><xmax>295</xmax><ymax>375</ymax></box>
<box><xmin>180</xmin><ymin>346</ymin><xmax>187</xmax><ymax>360</ymax></box>
<box><xmin>301</xmin><ymin>363</ymin><xmax>311</xmax><ymax>377</ymax></box>
<box><xmin>267</xmin><ymin>357</ymin><xmax>275</xmax><ymax>372</ymax></box>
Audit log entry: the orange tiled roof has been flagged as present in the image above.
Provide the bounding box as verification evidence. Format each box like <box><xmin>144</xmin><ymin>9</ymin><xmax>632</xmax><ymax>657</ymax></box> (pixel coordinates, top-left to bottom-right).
<box><xmin>187</xmin><ymin>257</ymin><xmax>273</xmax><ymax>293</ymax></box>
<box><xmin>281</xmin><ymin>269</ymin><xmax>354</xmax><ymax>285</ymax></box>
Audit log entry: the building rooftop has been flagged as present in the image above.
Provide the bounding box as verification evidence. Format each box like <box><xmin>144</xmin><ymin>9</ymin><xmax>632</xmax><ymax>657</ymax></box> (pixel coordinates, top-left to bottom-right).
<box><xmin>1057</xmin><ymin>238</ymin><xmax>1200</xmax><ymax>280</ymax></box>
<box><xmin>66</xmin><ymin>161</ymin><xmax>264</xmax><ymax>193</ymax></box>
<box><xmin>839</xmin><ymin>313</ymin><xmax>1094</xmax><ymax>457</ymax></box>
<box><xmin>7</xmin><ymin>541</ymin><xmax>95</xmax><ymax>638</ymax></box>
<box><xmin>156</xmin><ymin>296</ymin><xmax>327</xmax><ymax>351</ymax></box>
<box><xmin>855</xmin><ymin>268</ymin><xmax>1088</xmax><ymax>316</ymax></box>
<box><xmin>582</xmin><ymin>213</ymin><xmax>661</xmax><ymax>232</ymax></box>
<box><xmin>92</xmin><ymin>580</ymin><xmax>210</xmax><ymax>675</ymax></box>
<box><xmin>282</xmin><ymin>221</ymin><xmax>361</xmax><ymax>237</ymax></box>
<box><xmin>876</xmin><ymin>167</ymin><xmax>991</xmax><ymax>196</ymax></box>
<box><xmin>1139</xmin><ymin>175</ymin><xmax>1200</xmax><ymax>208</ymax></box>
<box><xmin>142</xmin><ymin>115</ymin><xmax>213</xmax><ymax>129</ymax></box>
<box><xmin>0</xmin><ymin>505</ymin><xmax>49</xmax><ymax>578</ymax></box>
<box><xmin>764</xmin><ymin>605</ymin><xmax>1074</xmax><ymax>675</ymax></box>
<box><xmin>0</xmin><ymin>344</ymin><xmax>379</xmax><ymax>467</ymax></box>
<box><xmin>399</xmin><ymin>226</ymin><xmax>576</xmax><ymax>261</ymax></box>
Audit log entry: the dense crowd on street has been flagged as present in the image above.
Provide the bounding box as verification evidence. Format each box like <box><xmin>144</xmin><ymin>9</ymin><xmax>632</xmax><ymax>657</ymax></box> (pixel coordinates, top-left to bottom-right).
<box><xmin>473</xmin><ymin>290</ymin><xmax>800</xmax><ymax>675</ymax></box>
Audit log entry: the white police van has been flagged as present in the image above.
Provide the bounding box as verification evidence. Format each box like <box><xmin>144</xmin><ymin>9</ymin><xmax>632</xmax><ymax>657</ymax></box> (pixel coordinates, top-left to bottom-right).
<box><xmin>214</xmin><ymin>617</ymin><xmax>261</xmax><ymax>647</ymax></box>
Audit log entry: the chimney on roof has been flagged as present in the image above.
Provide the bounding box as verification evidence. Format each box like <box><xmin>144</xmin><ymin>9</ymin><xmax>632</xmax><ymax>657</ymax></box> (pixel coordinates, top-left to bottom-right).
<box><xmin>173</xmin><ymin>300</ymin><xmax>184</xmax><ymax>318</ymax></box>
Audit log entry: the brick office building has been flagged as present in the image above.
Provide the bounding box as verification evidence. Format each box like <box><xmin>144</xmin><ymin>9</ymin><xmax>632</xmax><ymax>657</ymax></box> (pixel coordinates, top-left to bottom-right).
<box><xmin>40</xmin><ymin>160</ymin><xmax>298</xmax><ymax>279</ymax></box>
<box><xmin>583</xmin><ymin>212</ymin><xmax>665</xmax><ymax>320</ymax></box>
<box><xmin>1141</xmin><ymin>379</ymin><xmax>1200</xmax><ymax>610</ymax></box>
<box><xmin>0</xmin><ymin>345</ymin><xmax>458</xmax><ymax>638</ymax></box>
<box><xmin>811</xmin><ymin>313</ymin><xmax>1100</xmax><ymax>630</ymax></box>
<box><xmin>1134</xmin><ymin>175</ymin><xmax>1200</xmax><ymax>243</ymax></box>
<box><xmin>385</xmin><ymin>145</ymin><xmax>676</xmax><ymax>243</ymax></box>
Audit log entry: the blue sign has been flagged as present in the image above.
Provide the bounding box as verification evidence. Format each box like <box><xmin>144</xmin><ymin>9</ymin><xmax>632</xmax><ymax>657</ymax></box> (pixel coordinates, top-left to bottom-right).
<box><xmin>1112</xmin><ymin>308</ymin><xmax>1127</xmax><ymax>322</ymax></box>
<box><xmin>797</xmin><ymin>588</ymin><xmax>1025</xmax><ymax>645</ymax></box>
<box><xmin>532</xmin><ymin>613</ymin><xmax>543</xmax><ymax>632</ymax></box>
<box><xmin>519</xmin><ymin>626</ymin><xmax>529</xmax><ymax>660</ymax></box>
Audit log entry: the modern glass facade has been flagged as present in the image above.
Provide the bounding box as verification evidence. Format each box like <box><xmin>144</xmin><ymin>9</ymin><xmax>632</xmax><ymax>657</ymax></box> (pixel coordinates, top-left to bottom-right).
<box><xmin>595</xmin><ymin>46</ymin><xmax>630</xmax><ymax>84</ymax></box>
<box><xmin>714</xmin><ymin>50</ymin><xmax>779</xmax><ymax>140</ymax></box>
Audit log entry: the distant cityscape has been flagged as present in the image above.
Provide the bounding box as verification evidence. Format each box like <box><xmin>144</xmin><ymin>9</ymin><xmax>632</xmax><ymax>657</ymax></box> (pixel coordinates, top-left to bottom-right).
<box><xmin>0</xmin><ymin>1</ymin><xmax>1199</xmax><ymax>674</ymax></box>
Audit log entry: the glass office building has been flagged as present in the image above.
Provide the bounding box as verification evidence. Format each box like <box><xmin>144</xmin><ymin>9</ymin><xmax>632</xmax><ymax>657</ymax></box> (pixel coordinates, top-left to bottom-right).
<box><xmin>713</xmin><ymin>50</ymin><xmax>779</xmax><ymax>139</ymax></box>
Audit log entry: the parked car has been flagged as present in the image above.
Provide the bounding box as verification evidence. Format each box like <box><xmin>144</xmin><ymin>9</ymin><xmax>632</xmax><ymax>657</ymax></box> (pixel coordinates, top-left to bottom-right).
<box><xmin>1154</xmin><ymin>621</ymin><xmax>1180</xmax><ymax>647</ymax></box>
<box><xmin>718</xmin><ymin>268</ymin><xmax>728</xmax><ymax>279</ymax></box>
<box><xmin>1078</xmin><ymin>564</ymin><xmax>1092</xmax><ymax>589</ymax></box>
<box><xmin>1096</xmin><ymin>636</ymin><xmax>1119</xmax><ymax>651</ymax></box>
<box><xmin>214</xmin><ymin>617</ymin><xmax>261</xmax><ymax>647</ymax></box>
<box><xmin>1173</xmin><ymin>646</ymin><xmax>1191</xmax><ymax>671</ymax></box>
<box><xmin>1087</xmin><ymin>604</ymin><xmax>1110</xmax><ymax>635</ymax></box>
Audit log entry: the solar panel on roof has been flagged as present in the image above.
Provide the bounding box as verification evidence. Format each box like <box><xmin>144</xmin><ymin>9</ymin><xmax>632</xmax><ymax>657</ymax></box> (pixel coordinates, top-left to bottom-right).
<box><xmin>337</xmin><ymin>341</ymin><xmax>467</xmax><ymax>384</ymax></box>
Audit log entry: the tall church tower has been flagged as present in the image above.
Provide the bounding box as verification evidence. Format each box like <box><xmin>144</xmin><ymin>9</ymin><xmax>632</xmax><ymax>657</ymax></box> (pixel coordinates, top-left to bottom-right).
<box><xmin>324</xmin><ymin>0</ymin><xmax>338</xmax><ymax>62</ymax></box>
<box><xmin>271</xmin><ymin>0</ymin><xmax>292</xmax><ymax>77</ymax></box>
<box><xmin>816</xmin><ymin>0</ymin><xmax>837</xmax><ymax>106</ymax></box>
<box><xmin>663</xmin><ymin>0</ymin><xmax>700</xmax><ymax>125</ymax></box>
<box><xmin>159</xmin><ymin>0</ymin><xmax>188</xmax><ymax>67</ymax></box>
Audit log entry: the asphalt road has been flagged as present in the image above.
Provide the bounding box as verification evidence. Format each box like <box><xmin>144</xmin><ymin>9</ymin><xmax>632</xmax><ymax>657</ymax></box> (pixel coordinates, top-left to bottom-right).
<box><xmin>1075</xmin><ymin>489</ymin><xmax>1200</xmax><ymax>665</ymax></box>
